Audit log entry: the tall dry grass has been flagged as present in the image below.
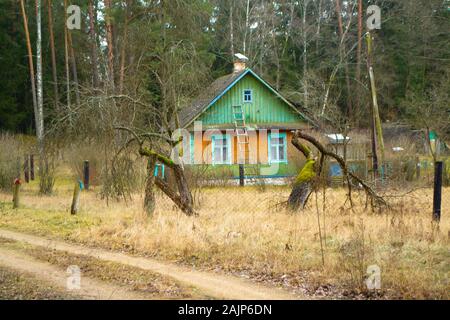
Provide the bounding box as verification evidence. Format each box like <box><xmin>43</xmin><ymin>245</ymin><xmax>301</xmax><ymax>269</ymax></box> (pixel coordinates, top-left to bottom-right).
<box><xmin>2</xmin><ymin>181</ymin><xmax>447</xmax><ymax>299</ymax></box>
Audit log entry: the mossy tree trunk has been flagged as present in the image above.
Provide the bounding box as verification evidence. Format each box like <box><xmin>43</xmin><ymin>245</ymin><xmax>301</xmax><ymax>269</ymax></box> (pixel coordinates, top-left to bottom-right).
<box><xmin>289</xmin><ymin>130</ymin><xmax>388</xmax><ymax>211</ymax></box>
<box><xmin>139</xmin><ymin>146</ymin><xmax>195</xmax><ymax>216</ymax></box>
<box><xmin>115</xmin><ymin>126</ymin><xmax>195</xmax><ymax>216</ymax></box>
<box><xmin>288</xmin><ymin>138</ymin><xmax>316</xmax><ymax>210</ymax></box>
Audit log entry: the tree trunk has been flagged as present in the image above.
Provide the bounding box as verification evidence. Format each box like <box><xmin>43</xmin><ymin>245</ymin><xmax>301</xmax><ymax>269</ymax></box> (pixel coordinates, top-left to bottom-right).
<box><xmin>172</xmin><ymin>165</ymin><xmax>194</xmax><ymax>214</ymax></box>
<box><xmin>356</xmin><ymin>0</ymin><xmax>363</xmax><ymax>84</ymax></box>
<box><xmin>138</xmin><ymin>146</ymin><xmax>195</xmax><ymax>216</ymax></box>
<box><xmin>335</xmin><ymin>0</ymin><xmax>353</xmax><ymax>118</ymax></box>
<box><xmin>229</xmin><ymin>1</ymin><xmax>235</xmax><ymax>57</ymax></box>
<box><xmin>119</xmin><ymin>0</ymin><xmax>130</xmax><ymax>94</ymax></box>
<box><xmin>144</xmin><ymin>156</ymin><xmax>157</xmax><ymax>215</ymax></box>
<box><xmin>155</xmin><ymin>176</ymin><xmax>195</xmax><ymax>216</ymax></box>
<box><xmin>315</xmin><ymin>0</ymin><xmax>323</xmax><ymax>52</ymax></box>
<box><xmin>67</xmin><ymin>18</ymin><xmax>80</xmax><ymax>107</ymax></box>
<box><xmin>19</xmin><ymin>0</ymin><xmax>38</xmax><ymax>134</ymax></box>
<box><xmin>288</xmin><ymin>138</ymin><xmax>316</xmax><ymax>210</ymax></box>
<box><xmin>366</xmin><ymin>33</ymin><xmax>385</xmax><ymax>175</ymax></box>
<box><xmin>64</xmin><ymin>0</ymin><xmax>71</xmax><ymax>111</ymax></box>
<box><xmin>36</xmin><ymin>0</ymin><xmax>45</xmax><ymax>187</ymax></box>
<box><xmin>88</xmin><ymin>0</ymin><xmax>99</xmax><ymax>88</ymax></box>
<box><xmin>46</xmin><ymin>0</ymin><xmax>59</xmax><ymax>111</ymax></box>
<box><xmin>104</xmin><ymin>0</ymin><xmax>115</xmax><ymax>89</ymax></box>
<box><xmin>302</xmin><ymin>0</ymin><xmax>309</xmax><ymax>109</ymax></box>
<box><xmin>243</xmin><ymin>0</ymin><xmax>250</xmax><ymax>55</ymax></box>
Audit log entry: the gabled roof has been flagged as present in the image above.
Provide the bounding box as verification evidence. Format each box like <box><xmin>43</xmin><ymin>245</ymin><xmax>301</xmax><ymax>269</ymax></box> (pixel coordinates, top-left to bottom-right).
<box><xmin>179</xmin><ymin>68</ymin><xmax>311</xmax><ymax>128</ymax></box>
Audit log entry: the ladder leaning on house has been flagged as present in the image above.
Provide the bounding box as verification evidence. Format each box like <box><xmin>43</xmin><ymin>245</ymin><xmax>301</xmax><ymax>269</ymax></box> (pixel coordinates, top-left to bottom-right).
<box><xmin>232</xmin><ymin>105</ymin><xmax>249</xmax><ymax>165</ymax></box>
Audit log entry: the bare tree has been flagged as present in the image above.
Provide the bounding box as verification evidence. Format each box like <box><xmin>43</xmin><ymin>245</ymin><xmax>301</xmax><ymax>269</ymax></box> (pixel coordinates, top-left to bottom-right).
<box><xmin>46</xmin><ymin>0</ymin><xmax>59</xmax><ymax>110</ymax></box>
<box><xmin>19</xmin><ymin>0</ymin><xmax>38</xmax><ymax>134</ymax></box>
<box><xmin>35</xmin><ymin>0</ymin><xmax>44</xmax><ymax>153</ymax></box>
<box><xmin>88</xmin><ymin>0</ymin><xmax>99</xmax><ymax>88</ymax></box>
<box><xmin>105</xmin><ymin>0</ymin><xmax>115</xmax><ymax>89</ymax></box>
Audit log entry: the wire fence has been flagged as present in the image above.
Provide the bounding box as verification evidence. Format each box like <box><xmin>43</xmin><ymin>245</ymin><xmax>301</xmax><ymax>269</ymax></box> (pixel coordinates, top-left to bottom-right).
<box><xmin>1</xmin><ymin>149</ymin><xmax>449</xmax><ymax>220</ymax></box>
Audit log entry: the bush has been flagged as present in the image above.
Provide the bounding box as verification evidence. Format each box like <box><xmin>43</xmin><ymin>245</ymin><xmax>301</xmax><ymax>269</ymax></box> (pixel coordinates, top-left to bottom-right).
<box><xmin>0</xmin><ymin>133</ymin><xmax>23</xmax><ymax>191</ymax></box>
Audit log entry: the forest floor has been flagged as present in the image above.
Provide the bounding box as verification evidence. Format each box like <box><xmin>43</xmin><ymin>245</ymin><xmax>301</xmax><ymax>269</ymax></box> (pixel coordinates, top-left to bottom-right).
<box><xmin>0</xmin><ymin>173</ymin><xmax>449</xmax><ymax>300</ymax></box>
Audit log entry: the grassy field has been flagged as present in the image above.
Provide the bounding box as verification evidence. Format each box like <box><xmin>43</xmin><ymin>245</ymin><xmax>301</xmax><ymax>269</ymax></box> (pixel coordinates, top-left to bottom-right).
<box><xmin>0</xmin><ymin>174</ymin><xmax>448</xmax><ymax>299</ymax></box>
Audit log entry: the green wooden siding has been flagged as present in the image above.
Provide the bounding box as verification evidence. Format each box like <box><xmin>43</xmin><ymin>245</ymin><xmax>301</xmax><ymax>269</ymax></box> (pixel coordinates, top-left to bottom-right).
<box><xmin>198</xmin><ymin>73</ymin><xmax>303</xmax><ymax>125</ymax></box>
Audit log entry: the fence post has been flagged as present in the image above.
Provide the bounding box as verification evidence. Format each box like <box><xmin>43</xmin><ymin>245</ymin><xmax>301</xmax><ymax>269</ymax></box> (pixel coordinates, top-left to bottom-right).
<box><xmin>415</xmin><ymin>156</ymin><xmax>420</xmax><ymax>180</ymax></box>
<box><xmin>239</xmin><ymin>164</ymin><xmax>245</xmax><ymax>187</ymax></box>
<box><xmin>83</xmin><ymin>160</ymin><xmax>90</xmax><ymax>190</ymax></box>
<box><xmin>432</xmin><ymin>161</ymin><xmax>443</xmax><ymax>222</ymax></box>
<box><xmin>12</xmin><ymin>178</ymin><xmax>21</xmax><ymax>209</ymax></box>
<box><xmin>71</xmin><ymin>180</ymin><xmax>83</xmax><ymax>215</ymax></box>
<box><xmin>30</xmin><ymin>154</ymin><xmax>35</xmax><ymax>180</ymax></box>
<box><xmin>24</xmin><ymin>155</ymin><xmax>30</xmax><ymax>183</ymax></box>
<box><xmin>443</xmin><ymin>160</ymin><xmax>449</xmax><ymax>186</ymax></box>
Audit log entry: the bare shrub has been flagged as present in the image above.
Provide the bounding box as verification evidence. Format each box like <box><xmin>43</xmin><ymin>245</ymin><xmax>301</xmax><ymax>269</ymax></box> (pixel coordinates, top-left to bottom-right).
<box><xmin>100</xmin><ymin>149</ymin><xmax>147</xmax><ymax>203</ymax></box>
<box><xmin>38</xmin><ymin>141</ymin><xmax>60</xmax><ymax>195</ymax></box>
<box><xmin>65</xmin><ymin>143</ymin><xmax>103</xmax><ymax>187</ymax></box>
<box><xmin>338</xmin><ymin>218</ymin><xmax>374</xmax><ymax>293</ymax></box>
<box><xmin>0</xmin><ymin>133</ymin><xmax>23</xmax><ymax>191</ymax></box>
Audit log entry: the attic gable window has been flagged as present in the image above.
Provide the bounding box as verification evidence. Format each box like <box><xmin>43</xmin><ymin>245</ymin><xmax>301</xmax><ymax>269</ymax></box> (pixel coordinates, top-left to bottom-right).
<box><xmin>243</xmin><ymin>89</ymin><xmax>253</xmax><ymax>103</ymax></box>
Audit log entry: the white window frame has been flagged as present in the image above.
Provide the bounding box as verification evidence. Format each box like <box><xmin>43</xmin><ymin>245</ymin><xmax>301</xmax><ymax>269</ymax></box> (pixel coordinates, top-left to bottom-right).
<box><xmin>243</xmin><ymin>89</ymin><xmax>253</xmax><ymax>103</ymax></box>
<box><xmin>211</xmin><ymin>134</ymin><xmax>232</xmax><ymax>165</ymax></box>
<box><xmin>268</xmin><ymin>132</ymin><xmax>288</xmax><ymax>164</ymax></box>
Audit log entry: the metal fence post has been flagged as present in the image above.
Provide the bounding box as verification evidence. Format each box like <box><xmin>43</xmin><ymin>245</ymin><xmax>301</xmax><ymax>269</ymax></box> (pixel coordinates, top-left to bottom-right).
<box><xmin>433</xmin><ymin>161</ymin><xmax>443</xmax><ymax>222</ymax></box>
<box><xmin>30</xmin><ymin>154</ymin><xmax>35</xmax><ymax>180</ymax></box>
<box><xmin>239</xmin><ymin>164</ymin><xmax>245</xmax><ymax>187</ymax></box>
<box><xmin>83</xmin><ymin>160</ymin><xmax>90</xmax><ymax>190</ymax></box>
<box><xmin>24</xmin><ymin>155</ymin><xmax>30</xmax><ymax>183</ymax></box>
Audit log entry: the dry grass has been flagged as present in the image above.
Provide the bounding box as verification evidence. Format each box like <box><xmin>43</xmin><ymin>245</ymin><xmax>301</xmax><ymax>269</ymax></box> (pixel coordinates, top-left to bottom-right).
<box><xmin>0</xmin><ymin>178</ymin><xmax>448</xmax><ymax>299</ymax></box>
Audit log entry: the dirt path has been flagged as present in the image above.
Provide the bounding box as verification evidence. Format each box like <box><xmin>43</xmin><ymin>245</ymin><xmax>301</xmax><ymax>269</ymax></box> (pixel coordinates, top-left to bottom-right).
<box><xmin>0</xmin><ymin>248</ymin><xmax>149</xmax><ymax>300</ymax></box>
<box><xmin>0</xmin><ymin>229</ymin><xmax>300</xmax><ymax>300</ymax></box>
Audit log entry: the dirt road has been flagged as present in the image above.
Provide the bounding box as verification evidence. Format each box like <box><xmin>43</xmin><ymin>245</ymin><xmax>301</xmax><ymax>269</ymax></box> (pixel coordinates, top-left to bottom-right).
<box><xmin>0</xmin><ymin>247</ymin><xmax>148</xmax><ymax>299</ymax></box>
<box><xmin>0</xmin><ymin>229</ymin><xmax>300</xmax><ymax>300</ymax></box>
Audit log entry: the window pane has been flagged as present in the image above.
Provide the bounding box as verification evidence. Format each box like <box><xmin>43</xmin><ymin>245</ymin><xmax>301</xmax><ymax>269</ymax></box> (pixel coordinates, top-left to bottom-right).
<box><xmin>271</xmin><ymin>137</ymin><xmax>280</xmax><ymax>145</ymax></box>
<box><xmin>214</xmin><ymin>136</ymin><xmax>230</xmax><ymax>163</ymax></box>
<box><xmin>278</xmin><ymin>145</ymin><xmax>285</xmax><ymax>160</ymax></box>
<box><xmin>214</xmin><ymin>146</ymin><xmax>221</xmax><ymax>162</ymax></box>
<box><xmin>271</xmin><ymin>146</ymin><xmax>278</xmax><ymax>160</ymax></box>
<box><xmin>244</xmin><ymin>90</ymin><xmax>252</xmax><ymax>102</ymax></box>
<box><xmin>215</xmin><ymin>138</ymin><xmax>224</xmax><ymax>147</ymax></box>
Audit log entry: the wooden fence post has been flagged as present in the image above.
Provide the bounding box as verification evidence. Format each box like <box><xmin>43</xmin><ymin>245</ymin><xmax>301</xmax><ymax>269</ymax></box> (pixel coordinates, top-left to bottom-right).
<box><xmin>432</xmin><ymin>161</ymin><xmax>443</xmax><ymax>222</ymax></box>
<box><xmin>70</xmin><ymin>180</ymin><xmax>83</xmax><ymax>215</ymax></box>
<box><xmin>83</xmin><ymin>160</ymin><xmax>90</xmax><ymax>190</ymax></box>
<box><xmin>30</xmin><ymin>154</ymin><xmax>35</xmax><ymax>180</ymax></box>
<box><xmin>24</xmin><ymin>155</ymin><xmax>30</xmax><ymax>183</ymax></box>
<box><xmin>415</xmin><ymin>156</ymin><xmax>421</xmax><ymax>180</ymax></box>
<box><xmin>239</xmin><ymin>164</ymin><xmax>245</xmax><ymax>187</ymax></box>
<box><xmin>12</xmin><ymin>178</ymin><xmax>21</xmax><ymax>209</ymax></box>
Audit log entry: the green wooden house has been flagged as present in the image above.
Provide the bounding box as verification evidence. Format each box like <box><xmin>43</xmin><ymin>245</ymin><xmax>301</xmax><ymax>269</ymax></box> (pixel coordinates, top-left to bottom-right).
<box><xmin>179</xmin><ymin>56</ymin><xmax>313</xmax><ymax>180</ymax></box>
